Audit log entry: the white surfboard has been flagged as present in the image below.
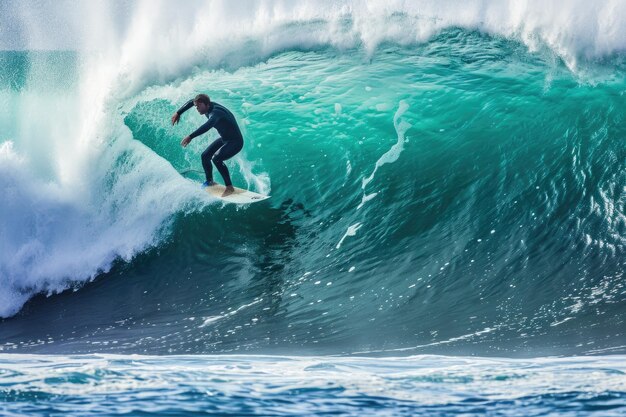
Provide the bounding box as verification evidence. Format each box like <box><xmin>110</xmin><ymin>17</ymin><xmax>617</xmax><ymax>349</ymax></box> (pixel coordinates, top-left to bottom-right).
<box><xmin>204</xmin><ymin>183</ymin><xmax>270</xmax><ymax>204</ymax></box>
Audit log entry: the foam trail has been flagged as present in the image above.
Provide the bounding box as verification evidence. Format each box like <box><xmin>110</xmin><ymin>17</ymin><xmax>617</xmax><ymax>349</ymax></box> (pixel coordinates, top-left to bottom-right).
<box><xmin>199</xmin><ymin>298</ymin><xmax>264</xmax><ymax>328</ymax></box>
<box><xmin>336</xmin><ymin>223</ymin><xmax>363</xmax><ymax>249</ymax></box>
<box><xmin>357</xmin><ymin>193</ymin><xmax>378</xmax><ymax>210</ymax></box>
<box><xmin>362</xmin><ymin>100</ymin><xmax>411</xmax><ymax>189</ymax></box>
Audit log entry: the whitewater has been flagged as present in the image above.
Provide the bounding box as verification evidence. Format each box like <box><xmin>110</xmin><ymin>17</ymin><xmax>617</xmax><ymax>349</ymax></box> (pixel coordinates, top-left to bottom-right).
<box><xmin>1</xmin><ymin>0</ymin><xmax>625</xmax><ymax>415</ymax></box>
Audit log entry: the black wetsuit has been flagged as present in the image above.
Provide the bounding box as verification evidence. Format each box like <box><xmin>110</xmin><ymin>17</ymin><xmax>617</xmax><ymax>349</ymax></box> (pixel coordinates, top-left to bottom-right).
<box><xmin>177</xmin><ymin>100</ymin><xmax>243</xmax><ymax>186</ymax></box>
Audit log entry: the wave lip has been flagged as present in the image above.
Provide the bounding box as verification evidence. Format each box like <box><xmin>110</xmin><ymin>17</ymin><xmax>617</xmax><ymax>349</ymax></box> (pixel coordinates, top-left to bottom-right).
<box><xmin>2</xmin><ymin>1</ymin><xmax>625</xmax><ymax>76</ymax></box>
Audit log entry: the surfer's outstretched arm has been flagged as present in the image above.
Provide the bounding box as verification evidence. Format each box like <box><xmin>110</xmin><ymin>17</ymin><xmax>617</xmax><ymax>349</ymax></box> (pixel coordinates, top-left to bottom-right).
<box><xmin>171</xmin><ymin>99</ymin><xmax>194</xmax><ymax>125</ymax></box>
<box><xmin>178</xmin><ymin>107</ymin><xmax>217</xmax><ymax>147</ymax></box>
<box><xmin>188</xmin><ymin>116</ymin><xmax>216</xmax><ymax>139</ymax></box>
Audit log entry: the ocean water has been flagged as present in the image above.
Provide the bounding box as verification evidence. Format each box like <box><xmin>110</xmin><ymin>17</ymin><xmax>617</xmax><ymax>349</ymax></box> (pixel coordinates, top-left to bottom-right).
<box><xmin>1</xmin><ymin>354</ymin><xmax>625</xmax><ymax>416</ymax></box>
<box><xmin>1</xmin><ymin>0</ymin><xmax>625</xmax><ymax>415</ymax></box>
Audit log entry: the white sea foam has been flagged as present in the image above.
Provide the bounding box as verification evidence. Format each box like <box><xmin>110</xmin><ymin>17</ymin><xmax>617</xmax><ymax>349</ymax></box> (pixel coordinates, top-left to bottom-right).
<box><xmin>0</xmin><ymin>53</ymin><xmax>200</xmax><ymax>317</ymax></box>
<box><xmin>0</xmin><ymin>132</ymin><xmax>193</xmax><ymax>317</ymax></box>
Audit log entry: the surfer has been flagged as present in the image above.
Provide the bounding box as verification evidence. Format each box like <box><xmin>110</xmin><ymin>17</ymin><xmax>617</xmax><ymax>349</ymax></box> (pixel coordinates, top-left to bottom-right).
<box><xmin>171</xmin><ymin>94</ymin><xmax>243</xmax><ymax>196</ymax></box>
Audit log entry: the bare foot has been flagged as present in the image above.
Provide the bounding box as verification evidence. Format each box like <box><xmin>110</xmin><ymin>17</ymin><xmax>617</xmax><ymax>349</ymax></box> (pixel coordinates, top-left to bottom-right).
<box><xmin>222</xmin><ymin>185</ymin><xmax>235</xmax><ymax>197</ymax></box>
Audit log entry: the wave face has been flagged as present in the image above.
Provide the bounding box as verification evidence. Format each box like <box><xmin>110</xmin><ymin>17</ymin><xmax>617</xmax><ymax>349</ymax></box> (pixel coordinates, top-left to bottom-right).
<box><xmin>1</xmin><ymin>0</ymin><xmax>625</xmax><ymax>356</ymax></box>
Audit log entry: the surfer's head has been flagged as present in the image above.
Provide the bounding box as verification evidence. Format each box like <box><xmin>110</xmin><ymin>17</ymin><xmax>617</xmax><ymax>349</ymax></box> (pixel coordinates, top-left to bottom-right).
<box><xmin>193</xmin><ymin>94</ymin><xmax>211</xmax><ymax>115</ymax></box>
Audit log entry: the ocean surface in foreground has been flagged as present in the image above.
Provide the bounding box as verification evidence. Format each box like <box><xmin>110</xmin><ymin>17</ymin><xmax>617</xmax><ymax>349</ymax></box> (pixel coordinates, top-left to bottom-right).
<box><xmin>1</xmin><ymin>354</ymin><xmax>625</xmax><ymax>416</ymax></box>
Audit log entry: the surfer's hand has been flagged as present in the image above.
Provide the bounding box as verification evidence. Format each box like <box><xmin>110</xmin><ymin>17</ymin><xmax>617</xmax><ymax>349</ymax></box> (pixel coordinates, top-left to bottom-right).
<box><xmin>181</xmin><ymin>136</ymin><xmax>192</xmax><ymax>147</ymax></box>
<box><xmin>171</xmin><ymin>112</ymin><xmax>180</xmax><ymax>125</ymax></box>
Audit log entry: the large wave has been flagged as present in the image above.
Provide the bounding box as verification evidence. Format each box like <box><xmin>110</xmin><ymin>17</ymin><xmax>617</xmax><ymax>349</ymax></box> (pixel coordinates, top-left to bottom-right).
<box><xmin>0</xmin><ymin>0</ymin><xmax>625</xmax><ymax>349</ymax></box>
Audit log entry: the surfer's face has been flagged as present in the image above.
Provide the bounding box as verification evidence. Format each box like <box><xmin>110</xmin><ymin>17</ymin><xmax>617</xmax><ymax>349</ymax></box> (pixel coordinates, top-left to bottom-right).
<box><xmin>194</xmin><ymin>102</ymin><xmax>209</xmax><ymax>115</ymax></box>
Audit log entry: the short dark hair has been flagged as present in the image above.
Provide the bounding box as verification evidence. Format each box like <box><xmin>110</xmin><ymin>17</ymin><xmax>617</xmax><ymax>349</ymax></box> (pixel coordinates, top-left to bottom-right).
<box><xmin>193</xmin><ymin>94</ymin><xmax>211</xmax><ymax>105</ymax></box>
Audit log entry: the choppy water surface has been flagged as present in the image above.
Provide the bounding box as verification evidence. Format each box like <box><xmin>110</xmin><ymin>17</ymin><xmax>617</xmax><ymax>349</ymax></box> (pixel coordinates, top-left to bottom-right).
<box><xmin>1</xmin><ymin>354</ymin><xmax>625</xmax><ymax>416</ymax></box>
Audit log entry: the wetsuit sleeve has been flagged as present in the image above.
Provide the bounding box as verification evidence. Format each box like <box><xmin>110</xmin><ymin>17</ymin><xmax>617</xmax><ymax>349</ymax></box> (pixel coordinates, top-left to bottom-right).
<box><xmin>176</xmin><ymin>99</ymin><xmax>194</xmax><ymax>115</ymax></box>
<box><xmin>189</xmin><ymin>114</ymin><xmax>217</xmax><ymax>139</ymax></box>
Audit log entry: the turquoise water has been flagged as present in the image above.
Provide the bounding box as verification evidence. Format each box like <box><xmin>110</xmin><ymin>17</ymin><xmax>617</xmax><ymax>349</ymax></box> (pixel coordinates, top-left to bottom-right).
<box><xmin>1</xmin><ymin>1</ymin><xmax>625</xmax><ymax>415</ymax></box>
